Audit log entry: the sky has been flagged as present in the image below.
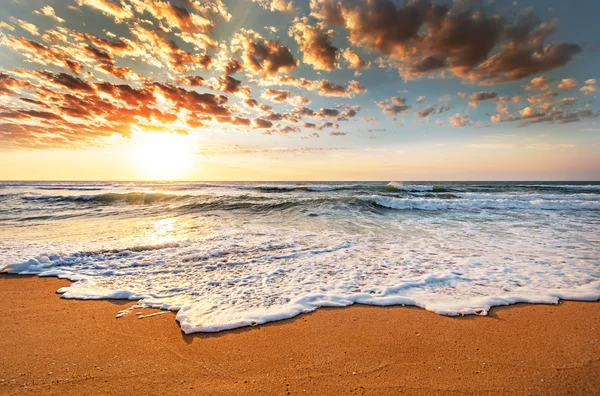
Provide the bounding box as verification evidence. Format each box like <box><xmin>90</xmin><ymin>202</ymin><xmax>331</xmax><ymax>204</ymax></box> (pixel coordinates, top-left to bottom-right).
<box><xmin>0</xmin><ymin>0</ymin><xmax>599</xmax><ymax>181</ymax></box>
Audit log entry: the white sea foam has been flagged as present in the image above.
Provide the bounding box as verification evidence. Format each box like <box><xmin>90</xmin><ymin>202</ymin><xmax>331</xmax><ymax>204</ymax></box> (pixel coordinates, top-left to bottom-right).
<box><xmin>3</xmin><ymin>217</ymin><xmax>599</xmax><ymax>333</ymax></box>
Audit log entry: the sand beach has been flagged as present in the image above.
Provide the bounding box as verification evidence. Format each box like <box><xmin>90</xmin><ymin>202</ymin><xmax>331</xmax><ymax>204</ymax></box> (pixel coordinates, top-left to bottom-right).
<box><xmin>1</xmin><ymin>274</ymin><xmax>598</xmax><ymax>395</ymax></box>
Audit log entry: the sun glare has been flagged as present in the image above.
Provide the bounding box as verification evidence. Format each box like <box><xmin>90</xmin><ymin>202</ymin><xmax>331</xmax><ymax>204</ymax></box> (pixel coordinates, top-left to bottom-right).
<box><xmin>131</xmin><ymin>133</ymin><xmax>195</xmax><ymax>180</ymax></box>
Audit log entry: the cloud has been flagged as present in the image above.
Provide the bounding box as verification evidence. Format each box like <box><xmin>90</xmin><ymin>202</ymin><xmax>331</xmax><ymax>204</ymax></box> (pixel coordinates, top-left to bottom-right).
<box><xmin>51</xmin><ymin>72</ymin><xmax>95</xmax><ymax>92</ymax></box>
<box><xmin>560</xmin><ymin>97</ymin><xmax>577</xmax><ymax>107</ymax></box>
<box><xmin>217</xmin><ymin>116</ymin><xmax>251</xmax><ymax>126</ymax></box>
<box><xmin>524</xmin><ymin>76</ymin><xmax>551</xmax><ymax>91</ymax></box>
<box><xmin>337</xmin><ymin>105</ymin><xmax>360</xmax><ymax>121</ymax></box>
<box><xmin>449</xmin><ymin>113</ymin><xmax>471</xmax><ymax>127</ymax></box>
<box><xmin>1</xmin><ymin>0</ymin><xmax>592</xmax><ymax>151</ymax></box>
<box><xmin>556</xmin><ymin>109</ymin><xmax>599</xmax><ymax>124</ymax></box>
<box><xmin>290</xmin><ymin>18</ymin><xmax>338</xmax><ymax>71</ymax></box>
<box><xmin>311</xmin><ymin>0</ymin><xmax>580</xmax><ymax>84</ymax></box>
<box><xmin>129</xmin><ymin>23</ymin><xmax>212</xmax><ymax>72</ymax></box>
<box><xmin>580</xmin><ymin>79</ymin><xmax>597</xmax><ymax>95</ymax></box>
<box><xmin>317</xmin><ymin>79</ymin><xmax>365</xmax><ymax>97</ymax></box>
<box><xmin>279</xmin><ymin>125</ymin><xmax>302</xmax><ymax>134</ymax></box>
<box><xmin>8</xmin><ymin>17</ymin><xmax>40</xmax><ymax>36</ymax></box>
<box><xmin>376</xmin><ymin>97</ymin><xmax>411</xmax><ymax>115</ymax></box>
<box><xmin>252</xmin><ymin>118</ymin><xmax>273</xmax><ymax>128</ymax></box>
<box><xmin>520</xmin><ymin>106</ymin><xmax>544</xmax><ymax>119</ymax></box>
<box><xmin>458</xmin><ymin>91</ymin><xmax>498</xmax><ymax>107</ymax></box>
<box><xmin>0</xmin><ymin>67</ymin><xmax>321</xmax><ymax>149</ymax></box>
<box><xmin>416</xmin><ymin>105</ymin><xmax>436</xmax><ymax>118</ymax></box>
<box><xmin>317</xmin><ymin>108</ymin><xmax>340</xmax><ymax>118</ymax></box>
<box><xmin>127</xmin><ymin>0</ymin><xmax>229</xmax><ymax>49</ymax></box>
<box><xmin>174</xmin><ymin>75</ymin><xmax>205</xmax><ymax>86</ymax></box>
<box><xmin>34</xmin><ymin>6</ymin><xmax>65</xmax><ymax>24</ymax></box>
<box><xmin>317</xmin><ymin>122</ymin><xmax>338</xmax><ymax>130</ymax></box>
<box><xmin>213</xmin><ymin>75</ymin><xmax>245</xmax><ymax>94</ymax></box>
<box><xmin>264</xmin><ymin>76</ymin><xmax>366</xmax><ymax>98</ymax></box>
<box><xmin>0</xmin><ymin>35</ymin><xmax>83</xmax><ymax>74</ymax></box>
<box><xmin>75</xmin><ymin>0</ymin><xmax>134</xmax><ymax>22</ymax></box>
<box><xmin>250</xmin><ymin>0</ymin><xmax>295</xmax><ymax>13</ymax></box>
<box><xmin>261</xmin><ymin>88</ymin><xmax>294</xmax><ymax>103</ymax></box>
<box><xmin>0</xmin><ymin>21</ymin><xmax>15</xmax><ymax>31</ymax></box>
<box><xmin>341</xmin><ymin>48</ymin><xmax>369</xmax><ymax>69</ymax></box>
<box><xmin>302</xmin><ymin>120</ymin><xmax>343</xmax><ymax>130</ymax></box>
<box><xmin>244</xmin><ymin>98</ymin><xmax>272</xmax><ymax>113</ymax></box>
<box><xmin>73</xmin><ymin>31</ymin><xmax>142</xmax><ymax>59</ymax></box>
<box><xmin>223</xmin><ymin>58</ymin><xmax>243</xmax><ymax>75</ymax></box>
<box><xmin>0</xmin><ymin>73</ymin><xmax>34</xmax><ymax>95</ymax></box>
<box><xmin>557</xmin><ymin>78</ymin><xmax>578</xmax><ymax>91</ymax></box>
<box><xmin>490</xmin><ymin>112</ymin><xmax>520</xmax><ymax>124</ymax></box>
<box><xmin>150</xmin><ymin>82</ymin><xmax>229</xmax><ymax>115</ymax></box>
<box><xmin>232</xmin><ymin>29</ymin><xmax>298</xmax><ymax>76</ymax></box>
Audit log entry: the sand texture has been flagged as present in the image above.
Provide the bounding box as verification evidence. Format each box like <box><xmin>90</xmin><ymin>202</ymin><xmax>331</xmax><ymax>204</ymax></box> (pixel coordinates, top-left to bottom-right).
<box><xmin>0</xmin><ymin>274</ymin><xmax>599</xmax><ymax>395</ymax></box>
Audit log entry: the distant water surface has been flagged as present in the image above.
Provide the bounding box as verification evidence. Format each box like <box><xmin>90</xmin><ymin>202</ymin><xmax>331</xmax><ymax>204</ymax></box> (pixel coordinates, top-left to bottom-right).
<box><xmin>1</xmin><ymin>181</ymin><xmax>599</xmax><ymax>333</ymax></box>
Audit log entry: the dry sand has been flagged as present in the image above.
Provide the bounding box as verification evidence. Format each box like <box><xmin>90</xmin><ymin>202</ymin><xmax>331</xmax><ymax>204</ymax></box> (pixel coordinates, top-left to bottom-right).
<box><xmin>0</xmin><ymin>274</ymin><xmax>599</xmax><ymax>395</ymax></box>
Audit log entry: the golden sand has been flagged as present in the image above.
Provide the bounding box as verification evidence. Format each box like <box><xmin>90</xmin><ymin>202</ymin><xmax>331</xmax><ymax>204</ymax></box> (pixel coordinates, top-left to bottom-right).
<box><xmin>0</xmin><ymin>274</ymin><xmax>598</xmax><ymax>395</ymax></box>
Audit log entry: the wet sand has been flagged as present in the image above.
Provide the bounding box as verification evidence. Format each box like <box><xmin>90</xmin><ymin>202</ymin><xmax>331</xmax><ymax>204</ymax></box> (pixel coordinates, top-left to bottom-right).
<box><xmin>0</xmin><ymin>274</ymin><xmax>599</xmax><ymax>395</ymax></box>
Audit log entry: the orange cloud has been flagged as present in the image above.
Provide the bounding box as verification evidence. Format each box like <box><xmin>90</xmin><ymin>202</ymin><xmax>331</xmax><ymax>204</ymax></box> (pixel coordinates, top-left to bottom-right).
<box><xmin>290</xmin><ymin>18</ymin><xmax>338</xmax><ymax>71</ymax></box>
<box><xmin>232</xmin><ymin>30</ymin><xmax>298</xmax><ymax>76</ymax></box>
<box><xmin>1</xmin><ymin>35</ymin><xmax>83</xmax><ymax>74</ymax></box>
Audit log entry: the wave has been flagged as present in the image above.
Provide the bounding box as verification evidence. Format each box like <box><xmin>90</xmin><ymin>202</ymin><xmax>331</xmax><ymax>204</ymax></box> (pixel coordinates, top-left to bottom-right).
<box><xmin>516</xmin><ymin>184</ymin><xmax>600</xmax><ymax>190</ymax></box>
<box><xmin>22</xmin><ymin>192</ymin><xmax>187</xmax><ymax>204</ymax></box>
<box><xmin>1</xmin><ymin>183</ymin><xmax>115</xmax><ymax>188</ymax></box>
<box><xmin>18</xmin><ymin>189</ymin><xmax>600</xmax><ymax>213</ymax></box>
<box><xmin>385</xmin><ymin>182</ymin><xmax>447</xmax><ymax>192</ymax></box>
<box><xmin>176</xmin><ymin>198</ymin><xmax>327</xmax><ymax>214</ymax></box>
<box><xmin>36</xmin><ymin>186</ymin><xmax>105</xmax><ymax>191</ymax></box>
<box><xmin>140</xmin><ymin>182</ymin><xmax>366</xmax><ymax>192</ymax></box>
<box><xmin>252</xmin><ymin>184</ymin><xmax>364</xmax><ymax>192</ymax></box>
<box><xmin>306</xmin><ymin>184</ymin><xmax>361</xmax><ymax>191</ymax></box>
<box><xmin>362</xmin><ymin>195</ymin><xmax>600</xmax><ymax>211</ymax></box>
<box><xmin>456</xmin><ymin>192</ymin><xmax>600</xmax><ymax>201</ymax></box>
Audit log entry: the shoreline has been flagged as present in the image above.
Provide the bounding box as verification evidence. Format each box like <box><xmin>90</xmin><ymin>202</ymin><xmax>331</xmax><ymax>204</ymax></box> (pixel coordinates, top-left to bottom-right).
<box><xmin>1</xmin><ymin>274</ymin><xmax>599</xmax><ymax>395</ymax></box>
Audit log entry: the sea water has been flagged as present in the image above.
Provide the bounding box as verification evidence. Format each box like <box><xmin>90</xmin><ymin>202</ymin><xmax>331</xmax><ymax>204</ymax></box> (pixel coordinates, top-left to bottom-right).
<box><xmin>1</xmin><ymin>181</ymin><xmax>599</xmax><ymax>333</ymax></box>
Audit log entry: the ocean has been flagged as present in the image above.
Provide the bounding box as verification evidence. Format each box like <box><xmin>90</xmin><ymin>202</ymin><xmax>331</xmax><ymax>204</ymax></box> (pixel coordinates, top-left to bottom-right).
<box><xmin>1</xmin><ymin>181</ymin><xmax>599</xmax><ymax>333</ymax></box>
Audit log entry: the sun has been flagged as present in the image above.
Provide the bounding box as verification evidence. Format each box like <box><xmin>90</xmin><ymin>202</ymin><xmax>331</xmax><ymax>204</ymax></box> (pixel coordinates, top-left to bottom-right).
<box><xmin>131</xmin><ymin>133</ymin><xmax>195</xmax><ymax>180</ymax></box>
